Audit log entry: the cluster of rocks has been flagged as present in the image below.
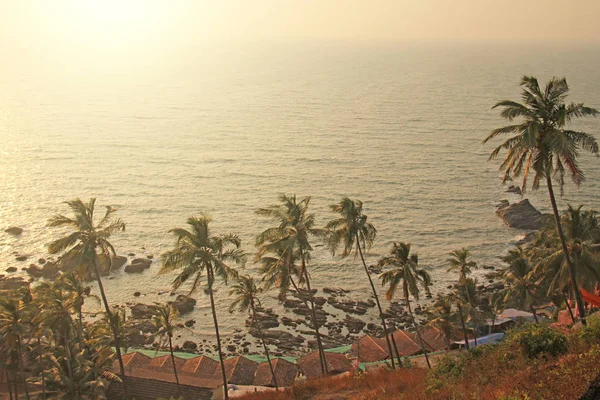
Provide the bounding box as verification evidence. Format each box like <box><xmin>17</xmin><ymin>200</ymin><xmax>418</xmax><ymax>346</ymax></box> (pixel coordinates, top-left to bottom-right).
<box><xmin>496</xmin><ymin>198</ymin><xmax>553</xmax><ymax>231</ymax></box>
<box><xmin>124</xmin><ymin>257</ymin><xmax>153</xmax><ymax>273</ymax></box>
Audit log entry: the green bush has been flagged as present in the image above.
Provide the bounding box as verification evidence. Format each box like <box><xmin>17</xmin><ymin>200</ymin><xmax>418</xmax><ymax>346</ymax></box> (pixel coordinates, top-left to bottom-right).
<box><xmin>511</xmin><ymin>324</ymin><xmax>568</xmax><ymax>359</ymax></box>
<box><xmin>580</xmin><ymin>314</ymin><xmax>600</xmax><ymax>343</ymax></box>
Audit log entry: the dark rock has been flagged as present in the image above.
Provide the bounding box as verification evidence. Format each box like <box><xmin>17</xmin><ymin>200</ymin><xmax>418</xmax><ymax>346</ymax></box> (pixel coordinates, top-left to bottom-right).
<box><xmin>506</xmin><ymin>185</ymin><xmax>522</xmax><ymax>195</ymax></box>
<box><xmin>133</xmin><ymin>292</ymin><xmax>141</xmax><ymax>297</ymax></box>
<box><xmin>111</xmin><ymin>256</ymin><xmax>128</xmax><ymax>270</ymax></box>
<box><xmin>184</xmin><ymin>319</ymin><xmax>195</xmax><ymax>328</ymax></box>
<box><xmin>38</xmin><ymin>258</ymin><xmax>46</xmax><ymax>265</ymax></box>
<box><xmin>42</xmin><ymin>262</ymin><xmax>60</xmax><ymax>279</ymax></box>
<box><xmin>130</xmin><ymin>303</ymin><xmax>159</xmax><ymax>319</ymax></box>
<box><xmin>128</xmin><ymin>253</ymin><xmax>136</xmax><ymax>257</ymax></box>
<box><xmin>483</xmin><ymin>265</ymin><xmax>495</xmax><ymax>270</ymax></box>
<box><xmin>226</xmin><ymin>345</ymin><xmax>236</xmax><ymax>352</ymax></box>
<box><xmin>25</xmin><ymin>265</ymin><xmax>43</xmax><ymax>278</ymax></box>
<box><xmin>496</xmin><ymin>199</ymin><xmax>549</xmax><ymax>231</ymax></box>
<box><xmin>5</xmin><ymin>227</ymin><xmax>23</xmax><ymax>235</ymax></box>
<box><xmin>6</xmin><ymin>267</ymin><xmax>17</xmax><ymax>273</ymax></box>
<box><xmin>343</xmin><ymin>316</ymin><xmax>366</xmax><ymax>334</ymax></box>
<box><xmin>147</xmin><ymin>255</ymin><xmax>154</xmax><ymax>259</ymax></box>
<box><xmin>15</xmin><ymin>255</ymin><xmax>28</xmax><ymax>262</ymax></box>
<box><xmin>173</xmin><ymin>295</ymin><xmax>196</xmax><ymax>314</ymax></box>
<box><xmin>182</xmin><ymin>341</ymin><xmax>197</xmax><ymax>351</ymax></box>
<box><xmin>0</xmin><ymin>276</ymin><xmax>29</xmax><ymax>291</ymax></box>
<box><xmin>124</xmin><ymin>263</ymin><xmax>149</xmax><ymax>273</ymax></box>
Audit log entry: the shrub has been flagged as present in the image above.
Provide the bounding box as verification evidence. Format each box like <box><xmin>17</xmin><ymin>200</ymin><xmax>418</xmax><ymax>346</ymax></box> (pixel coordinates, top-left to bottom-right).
<box><xmin>511</xmin><ymin>324</ymin><xmax>567</xmax><ymax>359</ymax></box>
<box><xmin>580</xmin><ymin>314</ymin><xmax>600</xmax><ymax>343</ymax></box>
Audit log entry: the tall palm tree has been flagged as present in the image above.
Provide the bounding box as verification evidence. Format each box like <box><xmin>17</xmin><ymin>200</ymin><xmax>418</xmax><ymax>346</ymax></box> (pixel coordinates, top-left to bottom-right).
<box><xmin>256</xmin><ymin>194</ymin><xmax>328</xmax><ymax>374</ymax></box>
<box><xmin>152</xmin><ymin>303</ymin><xmax>181</xmax><ymax>395</ymax></box>
<box><xmin>378</xmin><ymin>242</ymin><xmax>432</xmax><ymax>369</ymax></box>
<box><xmin>484</xmin><ymin>76</ymin><xmax>599</xmax><ymax>324</ymax></box>
<box><xmin>229</xmin><ymin>274</ymin><xmax>278</xmax><ymax>391</ymax></box>
<box><xmin>47</xmin><ymin>198</ymin><xmax>129</xmax><ymax>398</ymax></box>
<box><xmin>161</xmin><ymin>215</ymin><xmax>245</xmax><ymax>400</ymax></box>
<box><xmin>325</xmin><ymin>197</ymin><xmax>398</xmax><ymax>368</ymax></box>
<box><xmin>533</xmin><ymin>205</ymin><xmax>600</xmax><ymax>297</ymax></box>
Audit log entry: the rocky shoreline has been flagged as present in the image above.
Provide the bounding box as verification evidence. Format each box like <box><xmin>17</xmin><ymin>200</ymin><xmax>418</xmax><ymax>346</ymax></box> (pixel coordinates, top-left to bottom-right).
<box><xmin>1</xmin><ymin>196</ymin><xmax>546</xmax><ymax>358</ymax></box>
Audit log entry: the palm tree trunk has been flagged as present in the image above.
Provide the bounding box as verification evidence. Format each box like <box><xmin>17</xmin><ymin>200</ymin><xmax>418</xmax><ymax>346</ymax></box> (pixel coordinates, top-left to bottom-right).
<box><xmin>405</xmin><ymin>292</ymin><xmax>430</xmax><ymax>369</ymax></box>
<box><xmin>564</xmin><ymin>292</ymin><xmax>576</xmax><ymax>322</ymax></box>
<box><xmin>38</xmin><ymin>337</ymin><xmax>46</xmax><ymax>399</ymax></box>
<box><xmin>457</xmin><ymin>303</ymin><xmax>470</xmax><ymax>350</ymax></box>
<box><xmin>168</xmin><ymin>336</ymin><xmax>181</xmax><ymax>395</ymax></box>
<box><xmin>530</xmin><ymin>305</ymin><xmax>539</xmax><ymax>324</ymax></box>
<box><xmin>11</xmin><ymin>366</ymin><xmax>18</xmax><ymax>400</ymax></box>
<box><xmin>546</xmin><ymin>175</ymin><xmax>587</xmax><ymax>325</ymax></box>
<box><xmin>389</xmin><ymin>330</ymin><xmax>402</xmax><ymax>365</ymax></box>
<box><xmin>251</xmin><ymin>302</ymin><xmax>278</xmax><ymax>391</ymax></box>
<box><xmin>16</xmin><ymin>337</ymin><xmax>31</xmax><ymax>400</ymax></box>
<box><xmin>300</xmin><ymin>253</ymin><xmax>328</xmax><ymax>375</ymax></box>
<box><xmin>63</xmin><ymin>325</ymin><xmax>73</xmax><ymax>381</ymax></box>
<box><xmin>208</xmin><ymin>267</ymin><xmax>229</xmax><ymax>400</ymax></box>
<box><xmin>6</xmin><ymin>366</ymin><xmax>14</xmax><ymax>400</ymax></box>
<box><xmin>356</xmin><ymin>236</ymin><xmax>396</xmax><ymax>369</ymax></box>
<box><xmin>92</xmin><ymin>258</ymin><xmax>129</xmax><ymax>400</ymax></box>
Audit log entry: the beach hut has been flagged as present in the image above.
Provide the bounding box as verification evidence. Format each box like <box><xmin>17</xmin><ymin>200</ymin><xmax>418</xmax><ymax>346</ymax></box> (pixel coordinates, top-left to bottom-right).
<box><xmin>181</xmin><ymin>355</ymin><xmax>219</xmax><ymax>378</ymax></box>
<box><xmin>216</xmin><ymin>356</ymin><xmax>259</xmax><ymax>385</ymax></box>
<box><xmin>374</xmin><ymin>329</ymin><xmax>421</xmax><ymax>357</ymax></box>
<box><xmin>147</xmin><ymin>354</ymin><xmax>187</xmax><ymax>373</ymax></box>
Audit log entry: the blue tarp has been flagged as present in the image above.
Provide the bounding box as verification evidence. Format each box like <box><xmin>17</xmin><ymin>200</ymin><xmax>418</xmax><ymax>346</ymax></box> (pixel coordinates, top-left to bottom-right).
<box><xmin>453</xmin><ymin>332</ymin><xmax>505</xmax><ymax>347</ymax></box>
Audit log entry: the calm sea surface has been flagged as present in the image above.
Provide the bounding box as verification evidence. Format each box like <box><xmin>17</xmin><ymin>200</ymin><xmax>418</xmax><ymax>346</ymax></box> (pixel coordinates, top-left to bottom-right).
<box><xmin>1</xmin><ymin>41</ymin><xmax>600</xmax><ymax>339</ymax></box>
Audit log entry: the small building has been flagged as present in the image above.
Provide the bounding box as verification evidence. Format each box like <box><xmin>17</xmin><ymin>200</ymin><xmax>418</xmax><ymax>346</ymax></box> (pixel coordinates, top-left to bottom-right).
<box><xmin>416</xmin><ymin>326</ymin><xmax>448</xmax><ymax>351</ymax></box>
<box><xmin>113</xmin><ymin>352</ymin><xmax>152</xmax><ymax>374</ymax></box>
<box><xmin>253</xmin><ymin>358</ymin><xmax>298</xmax><ymax>387</ymax></box>
<box><xmin>452</xmin><ymin>332</ymin><xmax>505</xmax><ymax>349</ymax></box>
<box><xmin>297</xmin><ymin>351</ymin><xmax>353</xmax><ymax>379</ymax></box>
<box><xmin>106</xmin><ymin>375</ymin><xmax>217</xmax><ymax>400</ymax></box>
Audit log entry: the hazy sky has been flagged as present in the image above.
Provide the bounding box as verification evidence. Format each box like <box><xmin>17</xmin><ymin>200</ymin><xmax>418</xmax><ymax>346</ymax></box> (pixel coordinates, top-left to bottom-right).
<box><xmin>0</xmin><ymin>0</ymin><xmax>598</xmax><ymax>64</ymax></box>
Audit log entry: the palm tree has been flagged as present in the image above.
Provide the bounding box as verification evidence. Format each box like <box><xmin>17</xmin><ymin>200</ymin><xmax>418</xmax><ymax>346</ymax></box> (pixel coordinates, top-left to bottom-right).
<box><xmin>498</xmin><ymin>247</ymin><xmax>543</xmax><ymax>323</ymax></box>
<box><xmin>533</xmin><ymin>205</ymin><xmax>600</xmax><ymax>299</ymax></box>
<box><xmin>378</xmin><ymin>242</ymin><xmax>432</xmax><ymax>369</ymax></box>
<box><xmin>0</xmin><ymin>295</ymin><xmax>31</xmax><ymax>400</ymax></box>
<box><xmin>47</xmin><ymin>198</ymin><xmax>129</xmax><ymax>398</ymax></box>
<box><xmin>152</xmin><ymin>303</ymin><xmax>181</xmax><ymax>395</ymax></box>
<box><xmin>325</xmin><ymin>197</ymin><xmax>398</xmax><ymax>368</ymax></box>
<box><xmin>447</xmin><ymin>248</ymin><xmax>478</xmax><ymax>283</ymax></box>
<box><xmin>426</xmin><ymin>294</ymin><xmax>457</xmax><ymax>348</ymax></box>
<box><xmin>256</xmin><ymin>194</ymin><xmax>328</xmax><ymax>374</ymax></box>
<box><xmin>229</xmin><ymin>274</ymin><xmax>278</xmax><ymax>391</ymax></box>
<box><xmin>484</xmin><ymin>76</ymin><xmax>599</xmax><ymax>324</ymax></box>
<box><xmin>57</xmin><ymin>272</ymin><xmax>99</xmax><ymax>342</ymax></box>
<box><xmin>161</xmin><ymin>215</ymin><xmax>245</xmax><ymax>400</ymax></box>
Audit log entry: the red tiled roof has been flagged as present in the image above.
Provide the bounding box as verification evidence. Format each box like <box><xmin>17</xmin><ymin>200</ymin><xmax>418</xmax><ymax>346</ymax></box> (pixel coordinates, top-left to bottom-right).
<box><xmin>215</xmin><ymin>356</ymin><xmax>259</xmax><ymax>385</ymax></box>
<box><xmin>351</xmin><ymin>335</ymin><xmax>390</xmax><ymax>363</ymax></box>
<box><xmin>113</xmin><ymin>352</ymin><xmax>152</xmax><ymax>373</ymax></box>
<box><xmin>181</xmin><ymin>355</ymin><xmax>219</xmax><ymax>378</ymax></box>
<box><xmin>147</xmin><ymin>354</ymin><xmax>187</xmax><ymax>372</ymax></box>
<box><xmin>297</xmin><ymin>351</ymin><xmax>353</xmax><ymax>379</ymax></box>
<box><xmin>375</xmin><ymin>329</ymin><xmax>421</xmax><ymax>357</ymax></box>
<box><xmin>123</xmin><ymin>366</ymin><xmax>221</xmax><ymax>389</ymax></box>
<box><xmin>417</xmin><ymin>326</ymin><xmax>448</xmax><ymax>351</ymax></box>
<box><xmin>253</xmin><ymin>358</ymin><xmax>298</xmax><ymax>387</ymax></box>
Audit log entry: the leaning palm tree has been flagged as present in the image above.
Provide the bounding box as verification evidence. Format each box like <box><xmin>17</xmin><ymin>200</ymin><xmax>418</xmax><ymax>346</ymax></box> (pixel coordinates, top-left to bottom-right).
<box><xmin>484</xmin><ymin>76</ymin><xmax>599</xmax><ymax>324</ymax></box>
<box><xmin>378</xmin><ymin>242</ymin><xmax>432</xmax><ymax>369</ymax></box>
<box><xmin>229</xmin><ymin>274</ymin><xmax>278</xmax><ymax>391</ymax></box>
<box><xmin>47</xmin><ymin>198</ymin><xmax>129</xmax><ymax>398</ymax></box>
<box><xmin>325</xmin><ymin>197</ymin><xmax>398</xmax><ymax>368</ymax></box>
<box><xmin>256</xmin><ymin>194</ymin><xmax>328</xmax><ymax>374</ymax></box>
<box><xmin>57</xmin><ymin>272</ymin><xmax>99</xmax><ymax>342</ymax></box>
<box><xmin>152</xmin><ymin>303</ymin><xmax>181</xmax><ymax>396</ymax></box>
<box><xmin>161</xmin><ymin>215</ymin><xmax>245</xmax><ymax>400</ymax></box>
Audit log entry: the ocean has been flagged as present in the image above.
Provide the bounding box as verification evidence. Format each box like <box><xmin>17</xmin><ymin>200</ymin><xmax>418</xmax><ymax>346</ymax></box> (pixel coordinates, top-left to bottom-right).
<box><xmin>1</xmin><ymin>40</ymin><xmax>600</xmax><ymax>339</ymax></box>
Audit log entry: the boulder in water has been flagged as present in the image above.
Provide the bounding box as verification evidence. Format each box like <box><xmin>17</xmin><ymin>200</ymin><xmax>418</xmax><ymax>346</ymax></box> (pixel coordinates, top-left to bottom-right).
<box><xmin>173</xmin><ymin>295</ymin><xmax>196</xmax><ymax>314</ymax></box>
<box><xmin>5</xmin><ymin>227</ymin><xmax>23</xmax><ymax>235</ymax></box>
<box><xmin>496</xmin><ymin>199</ymin><xmax>548</xmax><ymax>230</ymax></box>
